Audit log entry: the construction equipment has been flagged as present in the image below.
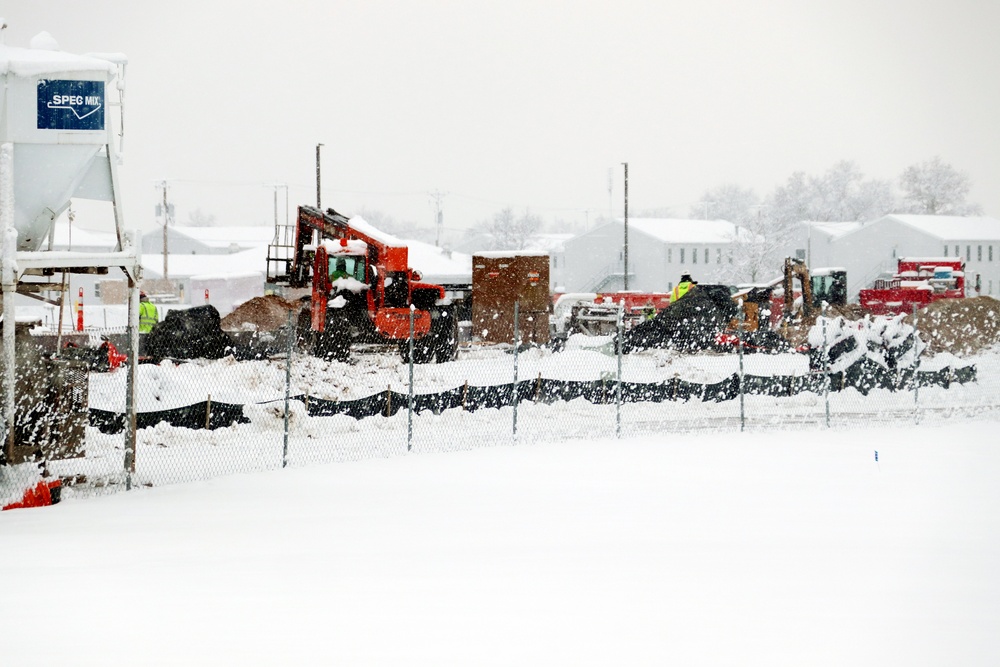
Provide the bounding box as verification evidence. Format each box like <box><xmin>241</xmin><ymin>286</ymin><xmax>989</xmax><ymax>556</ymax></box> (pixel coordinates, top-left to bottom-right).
<box><xmin>266</xmin><ymin>206</ymin><xmax>463</xmax><ymax>362</ymax></box>
<box><xmin>550</xmin><ymin>291</ymin><xmax>672</xmax><ymax>340</ymax></box>
<box><xmin>727</xmin><ymin>259</ymin><xmax>847</xmax><ymax>336</ymax></box>
<box><xmin>778</xmin><ymin>257</ymin><xmax>848</xmax><ymax>322</ymax></box>
<box><xmin>859</xmin><ymin>257</ymin><xmax>966</xmax><ymax>316</ymax></box>
<box><xmin>619</xmin><ymin>258</ymin><xmax>850</xmax><ymax>354</ymax></box>
<box><xmin>618</xmin><ymin>284</ymin><xmax>738</xmax><ymax>353</ymax></box>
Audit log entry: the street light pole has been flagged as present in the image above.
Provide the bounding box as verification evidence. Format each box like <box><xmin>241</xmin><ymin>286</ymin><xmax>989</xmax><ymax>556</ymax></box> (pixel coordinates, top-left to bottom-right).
<box><xmin>316</xmin><ymin>143</ymin><xmax>324</xmax><ymax>210</ymax></box>
<box><xmin>622</xmin><ymin>162</ymin><xmax>629</xmax><ymax>291</ymax></box>
<box><xmin>159</xmin><ymin>180</ymin><xmax>169</xmax><ymax>282</ymax></box>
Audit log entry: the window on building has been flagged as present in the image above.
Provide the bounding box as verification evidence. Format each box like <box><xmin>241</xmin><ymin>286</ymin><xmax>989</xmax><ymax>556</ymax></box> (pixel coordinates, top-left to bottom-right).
<box><xmin>728</xmin><ymin>251</ymin><xmax>733</xmax><ymax>264</ymax></box>
<box><xmin>967</xmin><ymin>245</ymin><xmax>971</xmax><ymax>261</ymax></box>
<box><xmin>94</xmin><ymin>283</ymin><xmax>101</xmax><ymax>298</ymax></box>
<box><xmin>990</xmin><ymin>280</ymin><xmax>994</xmax><ymax>295</ymax></box>
<box><xmin>944</xmin><ymin>245</ymin><xmax>948</xmax><ymax>257</ymax></box>
<box><xmin>667</xmin><ymin>248</ymin><xmax>672</xmax><ymax>263</ymax></box>
<box><xmin>990</xmin><ymin>245</ymin><xmax>994</xmax><ymax>262</ymax></box>
<box><xmin>704</xmin><ymin>248</ymin><xmax>709</xmax><ymax>264</ymax></box>
<box><xmin>692</xmin><ymin>248</ymin><xmax>698</xmax><ymax>264</ymax></box>
<box><xmin>553</xmin><ymin>256</ymin><xmax>558</xmax><ymax>269</ymax></box>
<box><xmin>978</xmin><ymin>245</ymin><xmax>983</xmax><ymax>262</ymax></box>
<box><xmin>716</xmin><ymin>248</ymin><xmax>722</xmax><ymax>264</ymax></box>
<box><xmin>955</xmin><ymin>245</ymin><xmax>960</xmax><ymax>257</ymax></box>
<box><xmin>680</xmin><ymin>248</ymin><xmax>685</xmax><ymax>264</ymax></box>
<box><xmin>795</xmin><ymin>249</ymin><xmax>806</xmax><ymax>260</ymax></box>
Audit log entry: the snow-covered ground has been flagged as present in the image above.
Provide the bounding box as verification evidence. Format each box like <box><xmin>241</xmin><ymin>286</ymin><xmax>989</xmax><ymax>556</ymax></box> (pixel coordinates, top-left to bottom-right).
<box><xmin>2</xmin><ymin>423</ymin><xmax>999</xmax><ymax>666</ymax></box>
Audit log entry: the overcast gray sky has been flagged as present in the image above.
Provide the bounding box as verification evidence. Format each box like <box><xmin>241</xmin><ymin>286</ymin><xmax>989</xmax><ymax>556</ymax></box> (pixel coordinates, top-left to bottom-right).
<box><xmin>4</xmin><ymin>1</ymin><xmax>998</xmax><ymax>236</ymax></box>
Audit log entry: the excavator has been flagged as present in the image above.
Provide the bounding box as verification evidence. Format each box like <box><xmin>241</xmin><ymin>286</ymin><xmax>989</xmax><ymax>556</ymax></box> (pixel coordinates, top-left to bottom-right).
<box><xmin>620</xmin><ymin>258</ymin><xmax>847</xmax><ymax>354</ymax></box>
<box><xmin>266</xmin><ymin>206</ymin><xmax>461</xmax><ymax>363</ymax></box>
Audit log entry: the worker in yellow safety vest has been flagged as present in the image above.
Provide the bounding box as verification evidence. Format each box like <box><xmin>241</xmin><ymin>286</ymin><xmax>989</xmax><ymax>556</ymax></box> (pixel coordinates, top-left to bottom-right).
<box><xmin>139</xmin><ymin>291</ymin><xmax>159</xmax><ymax>333</ymax></box>
<box><xmin>671</xmin><ymin>274</ymin><xmax>696</xmax><ymax>303</ymax></box>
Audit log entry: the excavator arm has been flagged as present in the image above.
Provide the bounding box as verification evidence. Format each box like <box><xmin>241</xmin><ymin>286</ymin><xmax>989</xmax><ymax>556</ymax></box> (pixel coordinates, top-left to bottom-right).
<box><xmin>782</xmin><ymin>257</ymin><xmax>815</xmax><ymax>321</ymax></box>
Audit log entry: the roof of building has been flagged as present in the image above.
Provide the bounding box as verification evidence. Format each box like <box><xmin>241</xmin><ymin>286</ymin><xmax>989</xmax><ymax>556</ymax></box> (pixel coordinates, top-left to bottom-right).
<box><xmin>168</xmin><ymin>225</ymin><xmax>276</xmax><ymax>250</ymax></box>
<box><xmin>601</xmin><ymin>218</ymin><xmax>748</xmax><ymax>244</ymax></box>
<box><xmin>141</xmin><ymin>246</ymin><xmax>268</xmax><ymax>280</ymax></box>
<box><xmin>883</xmin><ymin>215</ymin><xmax>1000</xmax><ymax>241</ymax></box>
<box><xmin>47</xmin><ymin>220</ymin><xmax>120</xmax><ymax>249</ymax></box>
<box><xmin>525</xmin><ymin>233</ymin><xmax>574</xmax><ymax>254</ymax></box>
<box><xmin>799</xmin><ymin>221</ymin><xmax>863</xmax><ymax>239</ymax></box>
<box><xmin>404</xmin><ymin>238</ymin><xmax>472</xmax><ymax>285</ymax></box>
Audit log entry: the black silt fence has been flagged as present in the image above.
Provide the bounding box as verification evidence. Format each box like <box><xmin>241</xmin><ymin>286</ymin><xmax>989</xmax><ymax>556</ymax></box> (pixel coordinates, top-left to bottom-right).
<box><xmin>89</xmin><ymin>361</ymin><xmax>977</xmax><ymax>433</ymax></box>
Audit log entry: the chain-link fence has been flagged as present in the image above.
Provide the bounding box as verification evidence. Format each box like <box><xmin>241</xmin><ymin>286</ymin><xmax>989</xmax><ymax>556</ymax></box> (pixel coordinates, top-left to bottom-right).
<box><xmin>4</xmin><ymin>303</ymin><xmax>999</xmax><ymax>504</ymax></box>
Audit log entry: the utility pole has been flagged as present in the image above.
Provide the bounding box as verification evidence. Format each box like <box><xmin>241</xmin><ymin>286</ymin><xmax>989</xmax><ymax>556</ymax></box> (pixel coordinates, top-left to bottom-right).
<box><xmin>430</xmin><ymin>190</ymin><xmax>446</xmax><ymax>247</ymax></box>
<box><xmin>315</xmin><ymin>143</ymin><xmax>324</xmax><ymax>210</ymax></box>
<box><xmin>622</xmin><ymin>162</ymin><xmax>629</xmax><ymax>291</ymax></box>
<box><xmin>158</xmin><ymin>180</ymin><xmax>170</xmax><ymax>281</ymax></box>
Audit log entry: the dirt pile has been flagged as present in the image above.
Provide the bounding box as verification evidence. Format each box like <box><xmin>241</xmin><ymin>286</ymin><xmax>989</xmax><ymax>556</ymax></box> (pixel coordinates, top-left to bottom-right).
<box><xmin>904</xmin><ymin>296</ymin><xmax>1000</xmax><ymax>356</ymax></box>
<box><xmin>221</xmin><ymin>295</ymin><xmax>303</xmax><ymax>332</ymax></box>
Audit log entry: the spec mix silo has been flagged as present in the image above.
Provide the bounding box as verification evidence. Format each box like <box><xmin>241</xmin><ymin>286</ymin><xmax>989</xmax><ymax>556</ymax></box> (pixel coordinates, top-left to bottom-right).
<box><xmin>0</xmin><ymin>33</ymin><xmax>124</xmax><ymax>250</ymax></box>
<box><xmin>1</xmin><ymin>31</ymin><xmax>137</xmax><ymax>478</ymax></box>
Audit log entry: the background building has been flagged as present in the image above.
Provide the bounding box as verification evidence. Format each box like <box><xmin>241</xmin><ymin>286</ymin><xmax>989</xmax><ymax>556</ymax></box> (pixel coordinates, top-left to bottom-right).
<box><xmin>561</xmin><ymin>219</ymin><xmax>739</xmax><ymax>293</ymax></box>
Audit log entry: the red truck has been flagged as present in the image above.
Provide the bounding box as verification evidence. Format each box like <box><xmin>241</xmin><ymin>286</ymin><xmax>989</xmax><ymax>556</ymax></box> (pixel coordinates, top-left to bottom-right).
<box><xmin>859</xmin><ymin>257</ymin><xmax>966</xmax><ymax>316</ymax></box>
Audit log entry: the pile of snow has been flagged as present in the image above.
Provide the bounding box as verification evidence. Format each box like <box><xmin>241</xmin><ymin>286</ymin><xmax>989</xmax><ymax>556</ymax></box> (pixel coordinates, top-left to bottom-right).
<box><xmin>808</xmin><ymin>314</ymin><xmax>923</xmax><ymax>372</ymax></box>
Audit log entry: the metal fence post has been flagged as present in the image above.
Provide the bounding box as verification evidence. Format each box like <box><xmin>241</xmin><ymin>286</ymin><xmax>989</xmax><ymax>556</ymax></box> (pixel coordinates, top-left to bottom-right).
<box><xmin>512</xmin><ymin>300</ymin><xmax>520</xmax><ymax>441</ymax></box>
<box><xmin>282</xmin><ymin>308</ymin><xmax>293</xmax><ymax>468</ymax></box>
<box><xmin>408</xmin><ymin>304</ymin><xmax>415</xmax><ymax>451</ymax></box>
<box><xmin>616</xmin><ymin>300</ymin><xmax>623</xmax><ymax>438</ymax></box>
<box><xmin>822</xmin><ymin>303</ymin><xmax>830</xmax><ymax>428</ymax></box>
<box><xmin>912</xmin><ymin>303</ymin><xmax>920</xmax><ymax>424</ymax></box>
<box><xmin>738</xmin><ymin>299</ymin><xmax>745</xmax><ymax>432</ymax></box>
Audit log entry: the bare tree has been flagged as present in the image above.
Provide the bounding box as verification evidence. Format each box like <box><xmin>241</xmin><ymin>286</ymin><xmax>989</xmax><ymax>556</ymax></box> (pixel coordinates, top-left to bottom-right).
<box><xmin>481</xmin><ymin>207</ymin><xmax>542</xmax><ymax>250</ymax></box>
<box><xmin>899</xmin><ymin>156</ymin><xmax>983</xmax><ymax>215</ymax></box>
<box><xmin>186</xmin><ymin>208</ymin><xmax>217</xmax><ymax>227</ymax></box>
<box><xmin>633</xmin><ymin>206</ymin><xmax>679</xmax><ymax>218</ymax></box>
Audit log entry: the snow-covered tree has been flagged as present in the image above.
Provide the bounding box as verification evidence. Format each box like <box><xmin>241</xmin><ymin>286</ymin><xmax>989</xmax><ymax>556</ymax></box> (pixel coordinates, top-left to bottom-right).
<box><xmin>899</xmin><ymin>156</ymin><xmax>983</xmax><ymax>215</ymax></box>
<box><xmin>723</xmin><ymin>211</ymin><xmax>793</xmax><ymax>284</ymax></box>
<box><xmin>808</xmin><ymin>161</ymin><xmax>894</xmax><ymax>222</ymax></box>
<box><xmin>766</xmin><ymin>161</ymin><xmax>894</xmax><ymax>225</ymax></box>
<box><xmin>689</xmin><ymin>184</ymin><xmax>783</xmax><ymax>283</ymax></box>
<box><xmin>690</xmin><ymin>183</ymin><xmax>759</xmax><ymax>225</ymax></box>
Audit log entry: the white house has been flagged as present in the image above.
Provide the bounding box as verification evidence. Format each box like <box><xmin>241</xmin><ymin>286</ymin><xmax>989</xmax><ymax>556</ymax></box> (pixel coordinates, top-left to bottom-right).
<box><xmin>141</xmin><ymin>224</ymin><xmax>275</xmax><ymax>257</ymax></box>
<box><xmin>560</xmin><ymin>218</ymin><xmax>740</xmax><ymax>293</ymax></box>
<box><xmin>790</xmin><ymin>221</ymin><xmax>862</xmax><ymax>268</ymax></box>
<box><xmin>797</xmin><ymin>215</ymin><xmax>1000</xmax><ymax>299</ymax></box>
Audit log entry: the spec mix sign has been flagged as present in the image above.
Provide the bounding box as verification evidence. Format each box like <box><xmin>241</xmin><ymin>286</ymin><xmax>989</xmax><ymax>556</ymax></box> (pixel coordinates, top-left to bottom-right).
<box><xmin>36</xmin><ymin>80</ymin><xmax>105</xmax><ymax>131</ymax></box>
